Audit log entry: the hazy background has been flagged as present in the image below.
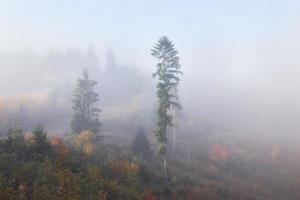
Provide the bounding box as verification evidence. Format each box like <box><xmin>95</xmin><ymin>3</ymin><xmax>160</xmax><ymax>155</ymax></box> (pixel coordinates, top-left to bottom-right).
<box><xmin>1</xmin><ymin>0</ymin><xmax>300</xmax><ymax>149</ymax></box>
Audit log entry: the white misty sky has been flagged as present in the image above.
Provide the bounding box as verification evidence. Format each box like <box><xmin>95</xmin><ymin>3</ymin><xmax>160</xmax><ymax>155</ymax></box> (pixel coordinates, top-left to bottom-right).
<box><xmin>1</xmin><ymin>1</ymin><xmax>300</xmax><ymax>144</ymax></box>
<box><xmin>0</xmin><ymin>0</ymin><xmax>300</xmax><ymax>70</ymax></box>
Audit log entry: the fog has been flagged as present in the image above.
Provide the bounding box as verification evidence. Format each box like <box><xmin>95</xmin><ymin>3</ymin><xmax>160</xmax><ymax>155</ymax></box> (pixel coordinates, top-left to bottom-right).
<box><xmin>0</xmin><ymin>47</ymin><xmax>154</xmax><ymax>134</ymax></box>
<box><xmin>3</xmin><ymin>1</ymin><xmax>300</xmax><ymax>199</ymax></box>
<box><xmin>1</xmin><ymin>30</ymin><xmax>300</xmax><ymax>150</ymax></box>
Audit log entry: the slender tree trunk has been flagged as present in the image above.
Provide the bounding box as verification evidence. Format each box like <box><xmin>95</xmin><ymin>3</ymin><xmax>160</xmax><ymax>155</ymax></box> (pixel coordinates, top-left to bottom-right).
<box><xmin>163</xmin><ymin>156</ymin><xmax>167</xmax><ymax>182</ymax></box>
<box><xmin>173</xmin><ymin>107</ymin><xmax>176</xmax><ymax>153</ymax></box>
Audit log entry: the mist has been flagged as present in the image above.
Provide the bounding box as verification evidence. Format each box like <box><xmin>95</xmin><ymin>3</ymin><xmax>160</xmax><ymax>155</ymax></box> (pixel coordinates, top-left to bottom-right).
<box><xmin>1</xmin><ymin>1</ymin><xmax>300</xmax><ymax>199</ymax></box>
<box><xmin>1</xmin><ymin>32</ymin><xmax>300</xmax><ymax>148</ymax></box>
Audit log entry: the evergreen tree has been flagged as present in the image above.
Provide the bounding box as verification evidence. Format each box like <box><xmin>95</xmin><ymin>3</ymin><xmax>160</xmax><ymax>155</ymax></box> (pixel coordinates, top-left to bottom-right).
<box><xmin>151</xmin><ymin>36</ymin><xmax>182</xmax><ymax>180</ymax></box>
<box><xmin>5</xmin><ymin>123</ymin><xmax>25</xmax><ymax>155</ymax></box>
<box><xmin>32</xmin><ymin>125</ymin><xmax>51</xmax><ymax>156</ymax></box>
<box><xmin>131</xmin><ymin>127</ymin><xmax>152</xmax><ymax>160</ymax></box>
<box><xmin>71</xmin><ymin>69</ymin><xmax>101</xmax><ymax>134</ymax></box>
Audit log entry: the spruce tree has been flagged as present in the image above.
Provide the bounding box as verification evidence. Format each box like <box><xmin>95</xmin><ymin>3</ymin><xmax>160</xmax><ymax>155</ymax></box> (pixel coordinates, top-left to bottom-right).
<box><xmin>32</xmin><ymin>125</ymin><xmax>51</xmax><ymax>156</ymax></box>
<box><xmin>71</xmin><ymin>69</ymin><xmax>101</xmax><ymax>134</ymax></box>
<box><xmin>151</xmin><ymin>36</ymin><xmax>182</xmax><ymax>180</ymax></box>
<box><xmin>131</xmin><ymin>127</ymin><xmax>152</xmax><ymax>160</ymax></box>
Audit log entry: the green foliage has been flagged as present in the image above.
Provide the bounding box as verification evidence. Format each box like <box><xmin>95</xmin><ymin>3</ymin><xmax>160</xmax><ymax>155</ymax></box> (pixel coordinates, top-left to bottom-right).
<box><xmin>80</xmin><ymin>164</ymin><xmax>104</xmax><ymax>200</ymax></box>
<box><xmin>151</xmin><ymin>36</ymin><xmax>182</xmax><ymax>156</ymax></box>
<box><xmin>5</xmin><ymin>125</ymin><xmax>26</xmax><ymax>155</ymax></box>
<box><xmin>71</xmin><ymin>69</ymin><xmax>102</xmax><ymax>134</ymax></box>
<box><xmin>1</xmin><ymin>124</ymin><xmax>299</xmax><ymax>199</ymax></box>
<box><xmin>56</xmin><ymin>168</ymin><xmax>80</xmax><ymax>200</ymax></box>
<box><xmin>0</xmin><ymin>126</ymin><xmax>152</xmax><ymax>200</ymax></box>
<box><xmin>32</xmin><ymin>125</ymin><xmax>52</xmax><ymax>157</ymax></box>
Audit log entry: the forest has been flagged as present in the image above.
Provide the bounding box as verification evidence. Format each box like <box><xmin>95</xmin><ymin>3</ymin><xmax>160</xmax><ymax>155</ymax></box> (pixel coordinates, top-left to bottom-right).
<box><xmin>1</xmin><ymin>36</ymin><xmax>300</xmax><ymax>200</ymax></box>
<box><xmin>2</xmin><ymin>1</ymin><xmax>300</xmax><ymax>199</ymax></box>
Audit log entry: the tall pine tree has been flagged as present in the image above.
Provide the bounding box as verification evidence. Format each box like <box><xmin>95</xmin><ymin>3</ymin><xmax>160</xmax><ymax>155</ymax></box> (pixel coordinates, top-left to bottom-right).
<box><xmin>151</xmin><ymin>36</ymin><xmax>182</xmax><ymax>180</ymax></box>
<box><xmin>131</xmin><ymin>127</ymin><xmax>152</xmax><ymax>160</ymax></box>
<box><xmin>71</xmin><ymin>69</ymin><xmax>101</xmax><ymax>134</ymax></box>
